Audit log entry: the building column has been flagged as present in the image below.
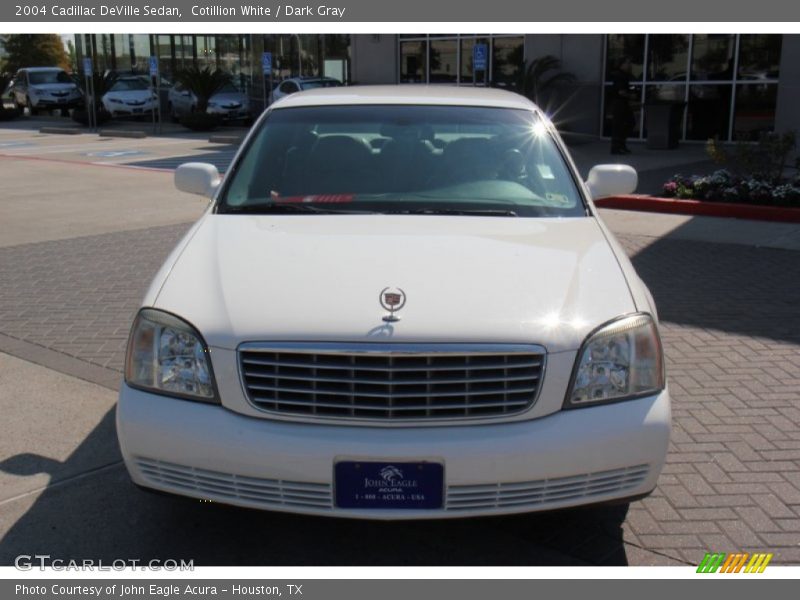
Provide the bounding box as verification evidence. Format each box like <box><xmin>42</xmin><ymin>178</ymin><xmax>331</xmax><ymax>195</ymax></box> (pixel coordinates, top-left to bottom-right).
<box><xmin>775</xmin><ymin>34</ymin><xmax>800</xmax><ymax>134</ymax></box>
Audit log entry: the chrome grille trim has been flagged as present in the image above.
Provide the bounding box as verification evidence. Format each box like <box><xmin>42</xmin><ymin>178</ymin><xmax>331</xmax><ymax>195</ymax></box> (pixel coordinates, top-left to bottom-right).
<box><xmin>445</xmin><ymin>464</ymin><xmax>650</xmax><ymax>510</ymax></box>
<box><xmin>136</xmin><ymin>458</ymin><xmax>648</xmax><ymax>514</ymax></box>
<box><xmin>135</xmin><ymin>458</ymin><xmax>333</xmax><ymax>509</ymax></box>
<box><xmin>238</xmin><ymin>342</ymin><xmax>546</xmax><ymax>422</ymax></box>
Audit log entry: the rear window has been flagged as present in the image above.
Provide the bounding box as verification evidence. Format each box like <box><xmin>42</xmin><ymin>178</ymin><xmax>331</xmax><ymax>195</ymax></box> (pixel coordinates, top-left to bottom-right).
<box><xmin>221</xmin><ymin>105</ymin><xmax>585</xmax><ymax>218</ymax></box>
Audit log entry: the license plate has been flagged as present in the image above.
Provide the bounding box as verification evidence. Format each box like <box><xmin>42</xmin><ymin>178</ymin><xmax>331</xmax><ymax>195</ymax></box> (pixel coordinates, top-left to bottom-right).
<box><xmin>335</xmin><ymin>461</ymin><xmax>444</xmax><ymax>509</ymax></box>
<box><xmin>133</xmin><ymin>108</ymin><xmax>143</xmax><ymax>113</ymax></box>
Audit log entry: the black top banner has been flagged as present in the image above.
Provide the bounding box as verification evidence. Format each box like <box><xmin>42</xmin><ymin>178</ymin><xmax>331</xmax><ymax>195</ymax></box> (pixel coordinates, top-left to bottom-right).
<box><xmin>4</xmin><ymin>0</ymin><xmax>800</xmax><ymax>22</ymax></box>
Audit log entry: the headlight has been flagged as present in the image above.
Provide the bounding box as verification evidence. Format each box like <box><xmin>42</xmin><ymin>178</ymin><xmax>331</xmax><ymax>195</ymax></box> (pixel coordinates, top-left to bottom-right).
<box><xmin>207</xmin><ymin>102</ymin><xmax>218</xmax><ymax>108</ymax></box>
<box><xmin>32</xmin><ymin>89</ymin><xmax>44</xmax><ymax>96</ymax></box>
<box><xmin>565</xmin><ymin>313</ymin><xmax>664</xmax><ymax>408</ymax></box>
<box><xmin>108</xmin><ymin>97</ymin><xmax>123</xmax><ymax>104</ymax></box>
<box><xmin>124</xmin><ymin>309</ymin><xmax>218</xmax><ymax>402</ymax></box>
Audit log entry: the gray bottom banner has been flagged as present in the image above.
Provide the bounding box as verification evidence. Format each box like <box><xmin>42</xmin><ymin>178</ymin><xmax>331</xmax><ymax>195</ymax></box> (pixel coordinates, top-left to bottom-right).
<box><xmin>1</xmin><ymin>580</ymin><xmax>790</xmax><ymax>600</ymax></box>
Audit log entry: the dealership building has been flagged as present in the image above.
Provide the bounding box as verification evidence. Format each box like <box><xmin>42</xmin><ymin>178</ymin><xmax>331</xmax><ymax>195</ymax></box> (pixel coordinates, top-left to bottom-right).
<box><xmin>73</xmin><ymin>33</ymin><xmax>800</xmax><ymax>141</ymax></box>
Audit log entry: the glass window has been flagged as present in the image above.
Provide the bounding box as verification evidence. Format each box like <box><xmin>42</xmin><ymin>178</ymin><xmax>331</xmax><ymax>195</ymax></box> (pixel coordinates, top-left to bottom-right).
<box><xmin>734</xmin><ymin>84</ymin><xmax>778</xmax><ymax>140</ymax></box>
<box><xmin>130</xmin><ymin>35</ymin><xmax>151</xmax><ymax>73</ymax></box>
<box><xmin>28</xmin><ymin>70</ymin><xmax>71</xmax><ymax>85</ymax></box>
<box><xmin>691</xmin><ymin>34</ymin><xmax>735</xmax><ymax>81</ymax></box>
<box><xmin>647</xmin><ymin>34</ymin><xmax>689</xmax><ymax>82</ymax></box>
<box><xmin>643</xmin><ymin>85</ymin><xmax>686</xmax><ymax>137</ymax></box>
<box><xmin>155</xmin><ymin>35</ymin><xmax>171</xmax><ymax>77</ymax></box>
<box><xmin>298</xmin><ymin>35</ymin><xmax>320</xmax><ymax>77</ymax></box>
<box><xmin>645</xmin><ymin>84</ymin><xmax>685</xmax><ymax>103</ymax></box>
<box><xmin>112</xmin><ymin>34</ymin><xmax>132</xmax><ymax>72</ymax></box>
<box><xmin>686</xmin><ymin>84</ymin><xmax>732</xmax><ymax>141</ymax></box>
<box><xmin>605</xmin><ymin>35</ymin><xmax>645</xmax><ymax>82</ymax></box>
<box><xmin>322</xmin><ymin>34</ymin><xmax>350</xmax><ymax>83</ymax></box>
<box><xmin>738</xmin><ymin>35</ymin><xmax>782</xmax><ymax>80</ymax></box>
<box><xmin>400</xmin><ymin>41</ymin><xmax>426</xmax><ymax>83</ymax></box>
<box><xmin>195</xmin><ymin>35</ymin><xmax>216</xmax><ymax>69</ymax></box>
<box><xmin>222</xmin><ymin>105</ymin><xmax>586</xmax><ymax>219</ymax></box>
<box><xmin>429</xmin><ymin>39</ymin><xmax>458</xmax><ymax>83</ymax></box>
<box><xmin>492</xmin><ymin>36</ymin><xmax>524</xmax><ymax>89</ymax></box>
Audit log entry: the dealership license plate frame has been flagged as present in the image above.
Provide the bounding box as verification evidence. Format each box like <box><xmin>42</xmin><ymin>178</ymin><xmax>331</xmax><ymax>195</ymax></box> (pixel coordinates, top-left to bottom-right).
<box><xmin>334</xmin><ymin>460</ymin><xmax>444</xmax><ymax>509</ymax></box>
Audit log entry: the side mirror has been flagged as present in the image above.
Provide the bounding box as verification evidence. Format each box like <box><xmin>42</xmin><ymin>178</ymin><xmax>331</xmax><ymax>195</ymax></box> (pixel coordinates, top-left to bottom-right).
<box><xmin>585</xmin><ymin>164</ymin><xmax>638</xmax><ymax>199</ymax></box>
<box><xmin>175</xmin><ymin>163</ymin><xmax>221</xmax><ymax>199</ymax></box>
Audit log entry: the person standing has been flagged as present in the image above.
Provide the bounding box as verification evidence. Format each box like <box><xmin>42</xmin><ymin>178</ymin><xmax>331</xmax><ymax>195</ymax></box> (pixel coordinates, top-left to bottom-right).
<box><xmin>610</xmin><ymin>58</ymin><xmax>635</xmax><ymax>155</ymax></box>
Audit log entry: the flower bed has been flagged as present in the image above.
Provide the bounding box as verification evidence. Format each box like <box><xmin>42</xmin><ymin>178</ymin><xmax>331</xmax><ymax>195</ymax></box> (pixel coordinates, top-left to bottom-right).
<box><xmin>662</xmin><ymin>169</ymin><xmax>800</xmax><ymax>207</ymax></box>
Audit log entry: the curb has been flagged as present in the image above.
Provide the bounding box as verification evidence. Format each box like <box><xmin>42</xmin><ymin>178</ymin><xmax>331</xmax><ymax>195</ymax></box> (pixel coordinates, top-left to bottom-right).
<box><xmin>98</xmin><ymin>129</ymin><xmax>147</xmax><ymax>139</ymax></box>
<box><xmin>39</xmin><ymin>127</ymin><xmax>82</xmax><ymax>135</ymax></box>
<box><xmin>208</xmin><ymin>134</ymin><xmax>243</xmax><ymax>144</ymax></box>
<box><xmin>595</xmin><ymin>194</ymin><xmax>800</xmax><ymax>224</ymax></box>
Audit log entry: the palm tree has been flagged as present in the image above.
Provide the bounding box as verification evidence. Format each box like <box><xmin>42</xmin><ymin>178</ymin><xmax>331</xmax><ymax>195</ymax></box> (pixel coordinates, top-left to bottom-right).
<box><xmin>72</xmin><ymin>70</ymin><xmax>118</xmax><ymax>124</ymax></box>
<box><xmin>517</xmin><ymin>55</ymin><xmax>575</xmax><ymax>106</ymax></box>
<box><xmin>175</xmin><ymin>66</ymin><xmax>232</xmax><ymax>113</ymax></box>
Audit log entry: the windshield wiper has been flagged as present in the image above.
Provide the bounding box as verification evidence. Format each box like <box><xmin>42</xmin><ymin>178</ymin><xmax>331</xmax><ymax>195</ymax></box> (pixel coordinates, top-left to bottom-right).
<box><xmin>386</xmin><ymin>208</ymin><xmax>518</xmax><ymax>217</ymax></box>
<box><xmin>219</xmin><ymin>203</ymin><xmax>375</xmax><ymax>215</ymax></box>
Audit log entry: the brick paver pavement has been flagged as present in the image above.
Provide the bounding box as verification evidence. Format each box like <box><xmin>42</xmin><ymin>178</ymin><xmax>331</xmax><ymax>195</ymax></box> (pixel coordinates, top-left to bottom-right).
<box><xmin>1</xmin><ymin>224</ymin><xmax>798</xmax><ymax>565</ymax></box>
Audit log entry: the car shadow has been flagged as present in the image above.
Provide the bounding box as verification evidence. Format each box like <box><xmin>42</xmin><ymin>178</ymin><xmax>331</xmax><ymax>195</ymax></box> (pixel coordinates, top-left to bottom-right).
<box><xmin>0</xmin><ymin>406</ymin><xmax>630</xmax><ymax>566</ymax></box>
<box><xmin>621</xmin><ymin>227</ymin><xmax>800</xmax><ymax>345</ymax></box>
<box><xmin>124</xmin><ymin>148</ymin><xmax>238</xmax><ymax>173</ymax></box>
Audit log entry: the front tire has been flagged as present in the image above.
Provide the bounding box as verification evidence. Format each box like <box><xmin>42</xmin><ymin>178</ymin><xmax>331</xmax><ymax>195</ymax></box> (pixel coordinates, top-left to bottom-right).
<box><xmin>26</xmin><ymin>97</ymin><xmax>38</xmax><ymax>116</ymax></box>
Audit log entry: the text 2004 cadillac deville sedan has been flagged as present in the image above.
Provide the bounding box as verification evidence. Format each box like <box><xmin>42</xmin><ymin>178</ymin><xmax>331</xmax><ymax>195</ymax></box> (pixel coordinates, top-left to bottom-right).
<box><xmin>117</xmin><ymin>86</ymin><xmax>670</xmax><ymax>519</ymax></box>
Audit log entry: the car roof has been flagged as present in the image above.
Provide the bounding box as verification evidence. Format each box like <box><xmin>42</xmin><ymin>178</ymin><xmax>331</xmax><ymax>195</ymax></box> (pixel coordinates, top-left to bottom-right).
<box><xmin>21</xmin><ymin>67</ymin><xmax>67</xmax><ymax>72</ymax></box>
<box><xmin>271</xmin><ymin>85</ymin><xmax>538</xmax><ymax>111</ymax></box>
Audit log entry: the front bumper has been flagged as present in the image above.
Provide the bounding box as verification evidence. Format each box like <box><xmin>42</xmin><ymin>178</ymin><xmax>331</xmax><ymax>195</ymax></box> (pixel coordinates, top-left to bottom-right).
<box><xmin>207</xmin><ymin>107</ymin><xmax>250</xmax><ymax>120</ymax></box>
<box><xmin>105</xmin><ymin>103</ymin><xmax>157</xmax><ymax>116</ymax></box>
<box><xmin>117</xmin><ymin>384</ymin><xmax>670</xmax><ymax>519</ymax></box>
<box><xmin>30</xmin><ymin>96</ymin><xmax>81</xmax><ymax>109</ymax></box>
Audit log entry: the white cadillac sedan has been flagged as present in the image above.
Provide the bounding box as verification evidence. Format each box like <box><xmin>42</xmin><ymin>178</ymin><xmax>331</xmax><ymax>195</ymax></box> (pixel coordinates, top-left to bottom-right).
<box><xmin>117</xmin><ymin>86</ymin><xmax>670</xmax><ymax>519</ymax></box>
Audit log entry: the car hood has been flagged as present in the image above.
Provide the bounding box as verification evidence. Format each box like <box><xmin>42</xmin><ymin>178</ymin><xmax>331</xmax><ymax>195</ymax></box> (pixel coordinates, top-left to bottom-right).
<box><xmin>153</xmin><ymin>215</ymin><xmax>635</xmax><ymax>352</ymax></box>
<box><xmin>104</xmin><ymin>90</ymin><xmax>153</xmax><ymax>101</ymax></box>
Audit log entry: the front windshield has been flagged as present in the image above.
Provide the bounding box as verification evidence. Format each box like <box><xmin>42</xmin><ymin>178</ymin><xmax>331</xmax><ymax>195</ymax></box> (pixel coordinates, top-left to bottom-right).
<box><xmin>29</xmin><ymin>70</ymin><xmax>71</xmax><ymax>85</ymax></box>
<box><xmin>218</xmin><ymin>83</ymin><xmax>240</xmax><ymax>93</ymax></box>
<box><xmin>301</xmin><ymin>79</ymin><xmax>341</xmax><ymax>89</ymax></box>
<box><xmin>110</xmin><ymin>78</ymin><xmax>149</xmax><ymax>92</ymax></box>
<box><xmin>220</xmin><ymin>105</ymin><xmax>586</xmax><ymax>217</ymax></box>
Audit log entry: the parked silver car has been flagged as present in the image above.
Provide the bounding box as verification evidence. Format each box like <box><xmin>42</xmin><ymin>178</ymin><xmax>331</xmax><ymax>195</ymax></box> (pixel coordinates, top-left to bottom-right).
<box><xmin>270</xmin><ymin>76</ymin><xmax>342</xmax><ymax>104</ymax></box>
<box><xmin>11</xmin><ymin>67</ymin><xmax>82</xmax><ymax>115</ymax></box>
<box><xmin>168</xmin><ymin>82</ymin><xmax>251</xmax><ymax>122</ymax></box>
<box><xmin>101</xmin><ymin>77</ymin><xmax>159</xmax><ymax>118</ymax></box>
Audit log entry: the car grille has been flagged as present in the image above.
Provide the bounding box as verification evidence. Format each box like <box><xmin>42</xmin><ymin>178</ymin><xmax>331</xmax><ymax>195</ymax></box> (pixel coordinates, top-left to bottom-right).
<box><xmin>239</xmin><ymin>343</ymin><xmax>545</xmax><ymax>421</ymax></box>
<box><xmin>446</xmin><ymin>464</ymin><xmax>650</xmax><ymax>511</ymax></box>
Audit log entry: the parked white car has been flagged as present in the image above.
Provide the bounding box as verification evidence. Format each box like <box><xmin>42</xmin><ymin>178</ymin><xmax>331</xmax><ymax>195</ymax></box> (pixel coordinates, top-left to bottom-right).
<box><xmin>11</xmin><ymin>67</ymin><xmax>82</xmax><ymax>115</ymax></box>
<box><xmin>101</xmin><ymin>77</ymin><xmax>158</xmax><ymax>117</ymax></box>
<box><xmin>270</xmin><ymin>76</ymin><xmax>342</xmax><ymax>104</ymax></box>
<box><xmin>117</xmin><ymin>86</ymin><xmax>670</xmax><ymax>519</ymax></box>
<box><xmin>168</xmin><ymin>82</ymin><xmax>251</xmax><ymax>122</ymax></box>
